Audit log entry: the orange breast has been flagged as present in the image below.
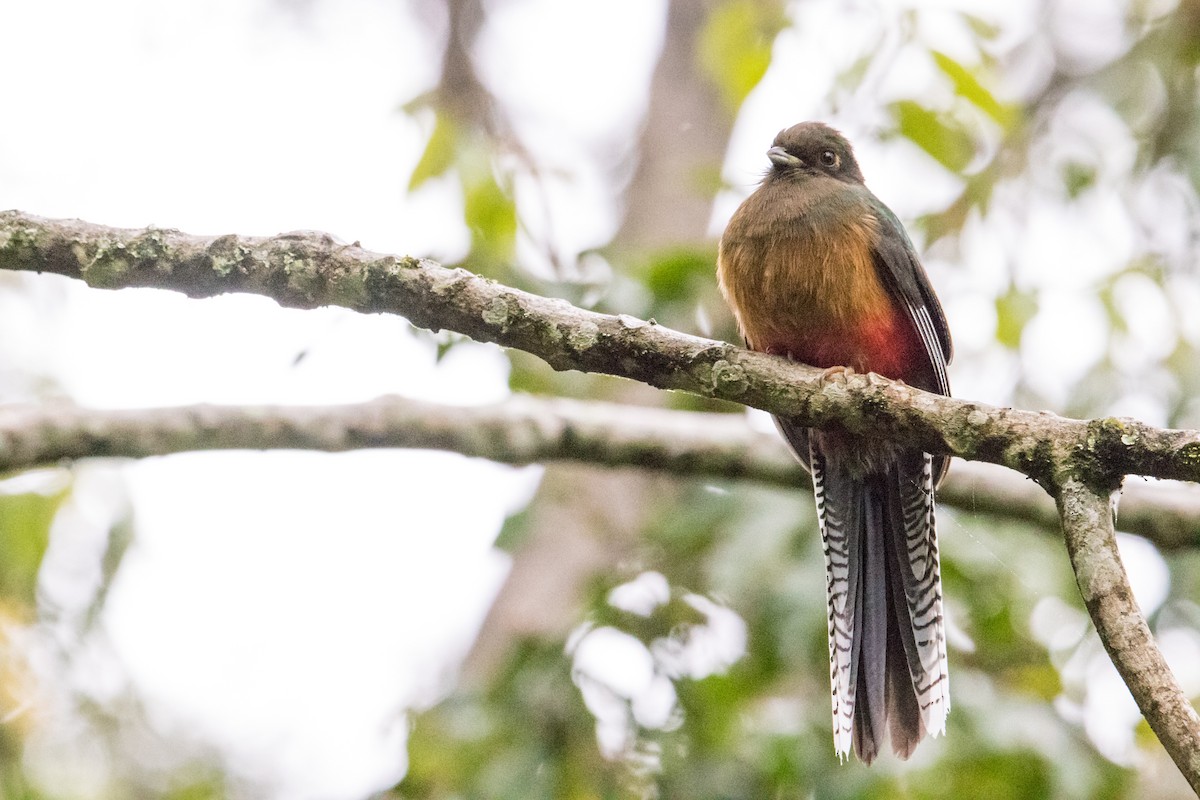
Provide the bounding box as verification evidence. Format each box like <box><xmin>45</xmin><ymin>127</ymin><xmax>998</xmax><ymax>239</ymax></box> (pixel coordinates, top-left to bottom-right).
<box><xmin>717</xmin><ymin>180</ymin><xmax>928</xmax><ymax>385</ymax></box>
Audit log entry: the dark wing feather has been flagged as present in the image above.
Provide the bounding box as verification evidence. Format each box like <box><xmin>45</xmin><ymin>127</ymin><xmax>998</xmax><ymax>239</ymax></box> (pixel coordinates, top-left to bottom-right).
<box><xmin>866</xmin><ymin>201</ymin><xmax>953</xmax><ymax>740</ymax></box>
<box><xmin>869</xmin><ymin>200</ymin><xmax>953</xmax><ymax>392</ymax></box>
<box><xmin>869</xmin><ymin>199</ymin><xmax>953</xmax><ymax>484</ymax></box>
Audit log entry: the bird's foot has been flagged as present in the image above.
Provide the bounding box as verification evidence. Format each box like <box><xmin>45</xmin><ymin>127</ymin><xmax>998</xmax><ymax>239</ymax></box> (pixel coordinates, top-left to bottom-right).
<box><xmin>865</xmin><ymin>371</ymin><xmax>896</xmax><ymax>387</ymax></box>
<box><xmin>820</xmin><ymin>365</ymin><xmax>856</xmax><ymax>383</ymax></box>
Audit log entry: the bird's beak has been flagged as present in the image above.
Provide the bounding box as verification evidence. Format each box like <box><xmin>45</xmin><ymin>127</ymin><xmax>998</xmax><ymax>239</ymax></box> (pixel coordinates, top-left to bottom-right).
<box><xmin>767</xmin><ymin>146</ymin><xmax>802</xmax><ymax>168</ymax></box>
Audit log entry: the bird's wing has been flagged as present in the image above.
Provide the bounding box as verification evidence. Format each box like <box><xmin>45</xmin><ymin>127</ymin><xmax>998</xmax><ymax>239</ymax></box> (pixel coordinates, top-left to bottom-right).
<box><xmin>869</xmin><ymin>201</ymin><xmax>953</xmax><ymax>396</ymax></box>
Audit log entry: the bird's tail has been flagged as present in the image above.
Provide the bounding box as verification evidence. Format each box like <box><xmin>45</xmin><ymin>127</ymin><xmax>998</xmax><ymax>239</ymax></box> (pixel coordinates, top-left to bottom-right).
<box><xmin>811</xmin><ymin>440</ymin><xmax>950</xmax><ymax>764</ymax></box>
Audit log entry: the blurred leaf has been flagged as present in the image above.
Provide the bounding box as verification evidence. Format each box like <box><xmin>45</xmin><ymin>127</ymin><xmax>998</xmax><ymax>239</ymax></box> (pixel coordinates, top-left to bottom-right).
<box><xmin>995</xmin><ymin>283</ymin><xmax>1038</xmax><ymax>350</ymax></box>
<box><xmin>0</xmin><ymin>480</ymin><xmax>70</xmax><ymax>608</ymax></box>
<box><xmin>80</xmin><ymin>513</ymin><xmax>136</xmax><ymax>633</ymax></box>
<box><xmin>932</xmin><ymin>50</ymin><xmax>1020</xmax><ymax>130</ymax></box>
<box><xmin>494</xmin><ymin>503</ymin><xmax>536</xmax><ymax>553</ymax></box>
<box><xmin>641</xmin><ymin>248</ymin><xmax>714</xmax><ymax>305</ymax></box>
<box><xmin>833</xmin><ymin>50</ymin><xmax>876</xmax><ymax>96</ymax></box>
<box><xmin>401</xmin><ymin>640</ymin><xmax>626</xmax><ymax>800</ymax></box>
<box><xmin>1097</xmin><ymin>279</ymin><xmax>1128</xmax><ymax>336</ymax></box>
<box><xmin>1165</xmin><ymin>340</ymin><xmax>1200</xmax><ymax>427</ymax></box>
<box><xmin>910</xmin><ymin>749</ymin><xmax>1054</xmax><ymax>800</ymax></box>
<box><xmin>917</xmin><ymin>167</ymin><xmax>998</xmax><ymax>245</ymax></box>
<box><xmin>698</xmin><ymin>0</ymin><xmax>785</xmax><ymax>110</ymax></box>
<box><xmin>611</xmin><ymin>245</ymin><xmax>736</xmax><ymax>344</ymax></box>
<box><xmin>1062</xmin><ymin>161</ymin><xmax>1098</xmax><ymax>198</ymax></box>
<box><xmin>506</xmin><ymin>349</ymin><xmax>603</xmax><ymax>397</ymax></box>
<box><xmin>891</xmin><ymin>100</ymin><xmax>976</xmax><ymax>173</ymax></box>
<box><xmin>162</xmin><ymin>774</ymin><xmax>230</xmax><ymax>800</ymax></box>
<box><xmin>408</xmin><ymin>113</ymin><xmax>460</xmax><ymax>191</ymax></box>
<box><xmin>463</xmin><ymin>169</ymin><xmax>517</xmax><ymax>265</ymax></box>
<box><xmin>430</xmin><ymin>331</ymin><xmax>474</xmax><ymax>363</ymax></box>
<box><xmin>961</xmin><ymin>12</ymin><xmax>1002</xmax><ymax>41</ymax></box>
<box><xmin>1006</xmin><ymin>661</ymin><xmax>1063</xmax><ymax>702</ymax></box>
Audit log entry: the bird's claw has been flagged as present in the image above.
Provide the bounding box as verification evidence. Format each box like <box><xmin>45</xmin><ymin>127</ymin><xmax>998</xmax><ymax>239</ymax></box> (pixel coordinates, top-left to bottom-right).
<box><xmin>865</xmin><ymin>371</ymin><xmax>895</xmax><ymax>387</ymax></box>
<box><xmin>820</xmin><ymin>365</ymin><xmax>855</xmax><ymax>383</ymax></box>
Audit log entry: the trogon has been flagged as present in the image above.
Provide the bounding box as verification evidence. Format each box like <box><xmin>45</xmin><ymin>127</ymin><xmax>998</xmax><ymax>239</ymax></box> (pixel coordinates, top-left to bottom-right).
<box><xmin>717</xmin><ymin>121</ymin><xmax>953</xmax><ymax>763</ymax></box>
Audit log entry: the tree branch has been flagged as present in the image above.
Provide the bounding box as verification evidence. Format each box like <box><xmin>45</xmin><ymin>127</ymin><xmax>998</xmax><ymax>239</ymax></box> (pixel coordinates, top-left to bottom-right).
<box><xmin>0</xmin><ymin>396</ymin><xmax>790</xmax><ymax>479</ymax></box>
<box><xmin>1057</xmin><ymin>478</ymin><xmax>1200</xmax><ymax>795</ymax></box>
<box><xmin>1</xmin><ymin>396</ymin><xmax>1197</xmax><ymax>551</ymax></box>
<box><xmin>3</xmin><ymin>210</ymin><xmax>1199</xmax><ymax>787</ymax></box>
<box><xmin>3</xmin><ymin>211</ymin><xmax>1198</xmax><ymax>489</ymax></box>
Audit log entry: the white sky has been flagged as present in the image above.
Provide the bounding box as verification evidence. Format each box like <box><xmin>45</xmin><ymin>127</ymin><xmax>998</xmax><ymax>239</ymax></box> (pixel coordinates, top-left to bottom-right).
<box><xmin>0</xmin><ymin>0</ymin><xmax>1189</xmax><ymax>795</ymax></box>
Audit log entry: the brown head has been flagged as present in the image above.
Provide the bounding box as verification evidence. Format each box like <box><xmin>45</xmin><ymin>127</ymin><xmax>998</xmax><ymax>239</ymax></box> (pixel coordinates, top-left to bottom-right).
<box><xmin>765</xmin><ymin>122</ymin><xmax>865</xmax><ymax>185</ymax></box>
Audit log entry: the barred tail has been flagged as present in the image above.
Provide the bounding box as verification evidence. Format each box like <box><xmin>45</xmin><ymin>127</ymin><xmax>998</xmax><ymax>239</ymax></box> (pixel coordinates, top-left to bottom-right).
<box><xmin>810</xmin><ymin>437</ymin><xmax>949</xmax><ymax>763</ymax></box>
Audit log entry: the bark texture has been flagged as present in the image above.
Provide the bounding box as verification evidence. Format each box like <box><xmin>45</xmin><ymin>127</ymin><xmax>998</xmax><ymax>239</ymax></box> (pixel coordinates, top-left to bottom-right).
<box><xmin>0</xmin><ymin>397</ymin><xmax>1195</xmax><ymax>550</ymax></box>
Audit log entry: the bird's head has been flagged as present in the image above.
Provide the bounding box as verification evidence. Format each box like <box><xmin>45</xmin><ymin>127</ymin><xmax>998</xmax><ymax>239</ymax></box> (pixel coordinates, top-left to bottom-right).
<box><xmin>765</xmin><ymin>122</ymin><xmax>865</xmax><ymax>185</ymax></box>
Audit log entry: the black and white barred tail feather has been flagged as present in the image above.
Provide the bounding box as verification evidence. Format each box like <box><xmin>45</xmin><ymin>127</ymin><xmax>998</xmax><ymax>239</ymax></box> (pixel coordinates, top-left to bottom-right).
<box><xmin>805</xmin><ymin>429</ymin><xmax>950</xmax><ymax>763</ymax></box>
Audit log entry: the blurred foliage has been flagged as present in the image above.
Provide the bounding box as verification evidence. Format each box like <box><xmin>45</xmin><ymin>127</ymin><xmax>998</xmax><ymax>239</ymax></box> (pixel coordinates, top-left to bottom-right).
<box><xmin>697</xmin><ymin>0</ymin><xmax>787</xmax><ymax>111</ymax></box>
<box><xmin>0</xmin><ymin>477</ymin><xmax>66</xmax><ymax>800</ymax></box>
<box><xmin>0</xmin><ymin>473</ymin><xmax>235</xmax><ymax>799</ymax></box>
<box><xmin>891</xmin><ymin>100</ymin><xmax>977</xmax><ymax>174</ymax></box>
<box><xmin>0</xmin><ymin>479</ymin><xmax>68</xmax><ymax>609</ymax></box>
<box><xmin>402</xmin><ymin>483</ymin><xmax>1141</xmax><ymax>799</ymax></box>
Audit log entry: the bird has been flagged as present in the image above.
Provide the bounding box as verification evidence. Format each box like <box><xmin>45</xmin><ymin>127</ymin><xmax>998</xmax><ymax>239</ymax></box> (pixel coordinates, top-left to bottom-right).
<box><xmin>716</xmin><ymin>121</ymin><xmax>953</xmax><ymax>764</ymax></box>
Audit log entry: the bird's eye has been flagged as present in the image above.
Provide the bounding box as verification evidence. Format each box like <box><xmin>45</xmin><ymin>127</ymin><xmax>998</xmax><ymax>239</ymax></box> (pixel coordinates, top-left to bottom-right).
<box><xmin>820</xmin><ymin>150</ymin><xmax>839</xmax><ymax>168</ymax></box>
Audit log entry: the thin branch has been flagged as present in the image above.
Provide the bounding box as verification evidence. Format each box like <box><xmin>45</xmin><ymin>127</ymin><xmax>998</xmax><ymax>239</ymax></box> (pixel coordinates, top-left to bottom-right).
<box><xmin>938</xmin><ymin>462</ymin><xmax>1200</xmax><ymax>551</ymax></box>
<box><xmin>2</xmin><ymin>211</ymin><xmax>1199</xmax><ymax>490</ymax></box>
<box><xmin>0</xmin><ymin>396</ymin><xmax>791</xmax><ymax>480</ymax></box>
<box><xmin>1109</xmin><ymin>478</ymin><xmax>1200</xmax><ymax>550</ymax></box>
<box><xmin>1057</xmin><ymin>478</ymin><xmax>1200</xmax><ymax>795</ymax></box>
<box><xmin>1</xmin><ymin>396</ymin><xmax>1197</xmax><ymax>551</ymax></box>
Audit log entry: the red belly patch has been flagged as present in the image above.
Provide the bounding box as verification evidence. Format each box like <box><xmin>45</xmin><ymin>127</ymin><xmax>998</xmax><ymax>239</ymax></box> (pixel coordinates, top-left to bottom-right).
<box><xmin>764</xmin><ymin>309</ymin><xmax>924</xmax><ymax>383</ymax></box>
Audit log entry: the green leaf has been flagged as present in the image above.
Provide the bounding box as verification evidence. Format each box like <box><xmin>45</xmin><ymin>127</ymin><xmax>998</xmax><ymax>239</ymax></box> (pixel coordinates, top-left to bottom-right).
<box><xmin>408</xmin><ymin>113</ymin><xmax>460</xmax><ymax>191</ymax></box>
<box><xmin>1061</xmin><ymin>161</ymin><xmax>1097</xmax><ymax>198</ymax></box>
<box><xmin>0</xmin><ymin>479</ymin><xmax>71</xmax><ymax>607</ymax></box>
<box><xmin>421</xmin><ymin>329</ymin><xmax>472</xmax><ymax>364</ymax></box>
<box><xmin>932</xmin><ymin>50</ymin><xmax>1020</xmax><ymax>130</ymax></box>
<box><xmin>641</xmin><ymin>248</ymin><xmax>714</xmax><ymax>305</ymax></box>
<box><xmin>493</xmin><ymin>504</ymin><xmax>535</xmax><ymax>553</ymax></box>
<box><xmin>891</xmin><ymin>100</ymin><xmax>976</xmax><ymax>173</ymax></box>
<box><xmin>833</xmin><ymin>51</ymin><xmax>876</xmax><ymax>95</ymax></box>
<box><xmin>961</xmin><ymin>12</ymin><xmax>1002</xmax><ymax>41</ymax></box>
<box><xmin>908</xmin><ymin>749</ymin><xmax>1055</xmax><ymax>800</ymax></box>
<box><xmin>463</xmin><ymin>169</ymin><xmax>517</xmax><ymax>264</ymax></box>
<box><xmin>1097</xmin><ymin>271</ymin><xmax>1132</xmax><ymax>335</ymax></box>
<box><xmin>698</xmin><ymin>0</ymin><xmax>785</xmax><ymax>110</ymax></box>
<box><xmin>506</xmin><ymin>349</ymin><xmax>577</xmax><ymax>396</ymax></box>
<box><xmin>994</xmin><ymin>283</ymin><xmax>1038</xmax><ymax>350</ymax></box>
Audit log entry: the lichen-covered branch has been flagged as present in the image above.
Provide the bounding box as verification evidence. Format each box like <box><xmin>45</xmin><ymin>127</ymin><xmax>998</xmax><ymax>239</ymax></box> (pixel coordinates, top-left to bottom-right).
<box><xmin>1057</xmin><ymin>478</ymin><xmax>1200</xmax><ymax>795</ymax></box>
<box><xmin>3</xmin><ymin>210</ymin><xmax>1199</xmax><ymax>490</ymax></box>
<box><xmin>0</xmin><ymin>396</ymin><xmax>793</xmax><ymax>482</ymax></box>
<box><xmin>1</xmin><ymin>396</ymin><xmax>1196</xmax><ymax>551</ymax></box>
